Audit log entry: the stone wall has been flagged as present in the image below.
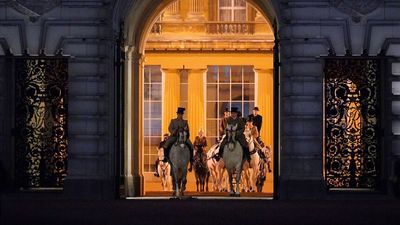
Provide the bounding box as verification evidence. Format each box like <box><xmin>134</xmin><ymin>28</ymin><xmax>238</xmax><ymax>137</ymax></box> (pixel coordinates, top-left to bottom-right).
<box><xmin>2</xmin><ymin>0</ymin><xmax>400</xmax><ymax>199</ymax></box>
<box><xmin>278</xmin><ymin>0</ymin><xmax>400</xmax><ymax>199</ymax></box>
<box><xmin>0</xmin><ymin>0</ymin><xmax>116</xmax><ymax>199</ymax></box>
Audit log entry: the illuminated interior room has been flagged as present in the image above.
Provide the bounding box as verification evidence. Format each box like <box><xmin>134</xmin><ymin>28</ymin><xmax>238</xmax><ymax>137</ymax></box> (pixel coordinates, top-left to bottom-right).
<box><xmin>140</xmin><ymin>0</ymin><xmax>275</xmax><ymax>196</ymax></box>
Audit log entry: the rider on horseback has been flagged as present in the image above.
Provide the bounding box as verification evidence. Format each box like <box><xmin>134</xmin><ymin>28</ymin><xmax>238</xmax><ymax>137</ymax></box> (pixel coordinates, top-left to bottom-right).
<box><xmin>163</xmin><ymin>107</ymin><xmax>194</xmax><ymax>171</ymax></box>
<box><xmin>215</xmin><ymin>107</ymin><xmax>251</xmax><ymax>164</ymax></box>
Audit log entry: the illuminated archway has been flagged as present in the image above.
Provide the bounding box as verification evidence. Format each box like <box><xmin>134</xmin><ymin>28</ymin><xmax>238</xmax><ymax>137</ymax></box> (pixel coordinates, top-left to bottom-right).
<box><xmin>122</xmin><ymin>0</ymin><xmax>280</xmax><ymax>197</ymax></box>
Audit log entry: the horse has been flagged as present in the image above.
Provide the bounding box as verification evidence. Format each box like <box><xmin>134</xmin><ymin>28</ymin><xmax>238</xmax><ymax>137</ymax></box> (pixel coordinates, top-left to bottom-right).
<box><xmin>207</xmin><ymin>138</ymin><xmax>228</xmax><ymax>192</ymax></box>
<box><xmin>256</xmin><ymin>157</ymin><xmax>267</xmax><ymax>192</ymax></box>
<box><xmin>206</xmin><ymin>144</ymin><xmax>219</xmax><ymax>191</ymax></box>
<box><xmin>157</xmin><ymin>147</ymin><xmax>171</xmax><ymax>191</ymax></box>
<box><xmin>256</xmin><ymin>145</ymin><xmax>272</xmax><ymax>192</ymax></box>
<box><xmin>244</xmin><ymin>129</ymin><xmax>260</xmax><ymax>192</ymax></box>
<box><xmin>223</xmin><ymin>124</ymin><xmax>244</xmax><ymax>196</ymax></box>
<box><xmin>169</xmin><ymin>129</ymin><xmax>191</xmax><ymax>197</ymax></box>
<box><xmin>193</xmin><ymin>144</ymin><xmax>209</xmax><ymax>192</ymax></box>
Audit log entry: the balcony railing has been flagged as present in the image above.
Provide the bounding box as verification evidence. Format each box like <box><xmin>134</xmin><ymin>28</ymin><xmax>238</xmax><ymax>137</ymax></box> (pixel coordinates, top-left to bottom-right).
<box><xmin>205</xmin><ymin>22</ymin><xmax>255</xmax><ymax>35</ymax></box>
<box><xmin>150</xmin><ymin>21</ymin><xmax>258</xmax><ymax>35</ymax></box>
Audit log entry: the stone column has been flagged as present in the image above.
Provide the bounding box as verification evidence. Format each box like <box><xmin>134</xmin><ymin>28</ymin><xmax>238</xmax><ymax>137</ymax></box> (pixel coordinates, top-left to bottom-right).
<box><xmin>163</xmin><ymin>1</ymin><xmax>182</xmax><ymax>21</ymax></box>
<box><xmin>187</xmin><ymin>0</ymin><xmax>205</xmax><ymax>21</ymax></box>
<box><xmin>124</xmin><ymin>47</ymin><xmax>145</xmax><ymax>197</ymax></box>
<box><xmin>160</xmin><ymin>68</ymin><xmax>181</xmax><ymax>135</ymax></box>
<box><xmin>253</xmin><ymin>68</ymin><xmax>274</xmax><ymax>147</ymax></box>
<box><xmin>186</xmin><ymin>68</ymin><xmax>207</xmax><ymax>140</ymax></box>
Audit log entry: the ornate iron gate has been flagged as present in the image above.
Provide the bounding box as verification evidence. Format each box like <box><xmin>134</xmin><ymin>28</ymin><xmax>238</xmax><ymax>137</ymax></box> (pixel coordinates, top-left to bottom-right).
<box><xmin>324</xmin><ymin>58</ymin><xmax>381</xmax><ymax>190</ymax></box>
<box><xmin>13</xmin><ymin>56</ymin><xmax>68</xmax><ymax>188</ymax></box>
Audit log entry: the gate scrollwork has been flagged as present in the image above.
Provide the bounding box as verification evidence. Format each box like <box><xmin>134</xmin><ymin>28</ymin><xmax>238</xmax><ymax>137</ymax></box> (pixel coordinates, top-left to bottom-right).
<box><xmin>324</xmin><ymin>58</ymin><xmax>380</xmax><ymax>190</ymax></box>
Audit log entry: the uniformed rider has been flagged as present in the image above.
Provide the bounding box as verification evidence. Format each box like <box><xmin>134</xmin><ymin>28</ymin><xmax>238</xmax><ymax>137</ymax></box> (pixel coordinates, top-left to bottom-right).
<box><xmin>163</xmin><ymin>107</ymin><xmax>194</xmax><ymax>171</ymax></box>
<box><xmin>215</xmin><ymin>107</ymin><xmax>251</xmax><ymax>164</ymax></box>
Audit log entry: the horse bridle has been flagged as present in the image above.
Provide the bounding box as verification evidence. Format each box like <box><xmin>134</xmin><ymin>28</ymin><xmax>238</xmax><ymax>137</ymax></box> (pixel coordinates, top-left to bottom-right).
<box><xmin>175</xmin><ymin>128</ymin><xmax>188</xmax><ymax>147</ymax></box>
<box><xmin>226</xmin><ymin>124</ymin><xmax>237</xmax><ymax>143</ymax></box>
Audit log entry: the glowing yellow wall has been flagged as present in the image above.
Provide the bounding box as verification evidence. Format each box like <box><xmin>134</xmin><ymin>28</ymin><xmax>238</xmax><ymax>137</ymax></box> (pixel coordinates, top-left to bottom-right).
<box><xmin>145</xmin><ymin>52</ymin><xmax>273</xmax><ymax>148</ymax></box>
<box><xmin>162</xmin><ymin>69</ymin><xmax>181</xmax><ymax>135</ymax></box>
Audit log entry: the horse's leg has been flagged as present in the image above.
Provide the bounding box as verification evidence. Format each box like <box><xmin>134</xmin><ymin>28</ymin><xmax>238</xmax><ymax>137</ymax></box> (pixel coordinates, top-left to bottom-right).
<box><xmin>217</xmin><ymin>169</ymin><xmax>223</xmax><ymax>192</ymax></box>
<box><xmin>182</xmin><ymin>167</ymin><xmax>188</xmax><ymax>196</ymax></box>
<box><xmin>240</xmin><ymin>163</ymin><xmax>247</xmax><ymax>192</ymax></box>
<box><xmin>177</xmin><ymin>168</ymin><xmax>182</xmax><ymax>196</ymax></box>
<box><xmin>253</xmin><ymin>157</ymin><xmax>260</xmax><ymax>192</ymax></box>
<box><xmin>220</xmin><ymin>168</ymin><xmax>227</xmax><ymax>192</ymax></box>
<box><xmin>212</xmin><ymin>170</ymin><xmax>218</xmax><ymax>191</ymax></box>
<box><xmin>206</xmin><ymin>171</ymin><xmax>210</xmax><ymax>192</ymax></box>
<box><xmin>252</xmin><ymin>165</ymin><xmax>259</xmax><ymax>192</ymax></box>
<box><xmin>161</xmin><ymin>173</ymin><xmax>166</xmax><ymax>191</ymax></box>
<box><xmin>227</xmin><ymin>169</ymin><xmax>234</xmax><ymax>196</ymax></box>
<box><xmin>200</xmin><ymin>171</ymin><xmax>205</xmax><ymax>192</ymax></box>
<box><xmin>207</xmin><ymin>161</ymin><xmax>215</xmax><ymax>191</ymax></box>
<box><xmin>248</xmin><ymin>167</ymin><xmax>254</xmax><ymax>192</ymax></box>
<box><xmin>222</xmin><ymin>170</ymin><xmax>228</xmax><ymax>192</ymax></box>
<box><xmin>171</xmin><ymin>167</ymin><xmax>178</xmax><ymax>196</ymax></box>
<box><xmin>158</xmin><ymin>165</ymin><xmax>163</xmax><ymax>190</ymax></box>
<box><xmin>167</xmin><ymin>164</ymin><xmax>172</xmax><ymax>191</ymax></box>
<box><xmin>235</xmin><ymin>166</ymin><xmax>243</xmax><ymax>196</ymax></box>
<box><xmin>214</xmin><ymin>165</ymin><xmax>220</xmax><ymax>191</ymax></box>
<box><xmin>195</xmin><ymin>172</ymin><xmax>199</xmax><ymax>192</ymax></box>
<box><xmin>203</xmin><ymin>171</ymin><xmax>207</xmax><ymax>192</ymax></box>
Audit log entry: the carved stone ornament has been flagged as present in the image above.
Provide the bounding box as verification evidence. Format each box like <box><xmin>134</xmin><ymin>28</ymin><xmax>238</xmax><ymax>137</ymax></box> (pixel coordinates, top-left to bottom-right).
<box><xmin>7</xmin><ymin>0</ymin><xmax>61</xmax><ymax>22</ymax></box>
<box><xmin>330</xmin><ymin>0</ymin><xmax>382</xmax><ymax>22</ymax></box>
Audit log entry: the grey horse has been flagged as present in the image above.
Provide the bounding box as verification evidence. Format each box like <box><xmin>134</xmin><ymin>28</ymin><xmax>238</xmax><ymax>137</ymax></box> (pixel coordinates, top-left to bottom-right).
<box><xmin>223</xmin><ymin>124</ymin><xmax>244</xmax><ymax>196</ymax></box>
<box><xmin>169</xmin><ymin>129</ymin><xmax>191</xmax><ymax>197</ymax></box>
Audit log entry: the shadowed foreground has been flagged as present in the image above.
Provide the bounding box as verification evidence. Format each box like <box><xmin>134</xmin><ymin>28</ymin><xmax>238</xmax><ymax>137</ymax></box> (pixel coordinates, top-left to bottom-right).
<box><xmin>1</xmin><ymin>196</ymin><xmax>400</xmax><ymax>225</ymax></box>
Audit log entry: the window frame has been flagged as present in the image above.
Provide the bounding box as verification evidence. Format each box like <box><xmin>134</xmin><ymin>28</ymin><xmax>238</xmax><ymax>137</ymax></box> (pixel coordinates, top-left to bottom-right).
<box><xmin>218</xmin><ymin>0</ymin><xmax>248</xmax><ymax>22</ymax></box>
<box><xmin>143</xmin><ymin>65</ymin><xmax>163</xmax><ymax>173</ymax></box>
<box><xmin>205</xmin><ymin>65</ymin><xmax>255</xmax><ymax>146</ymax></box>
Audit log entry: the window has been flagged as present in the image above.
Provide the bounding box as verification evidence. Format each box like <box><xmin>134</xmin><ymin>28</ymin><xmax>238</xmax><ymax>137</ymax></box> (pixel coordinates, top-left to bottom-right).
<box><xmin>219</xmin><ymin>0</ymin><xmax>247</xmax><ymax>21</ymax></box>
<box><xmin>206</xmin><ymin>65</ymin><xmax>255</xmax><ymax>146</ymax></box>
<box><xmin>143</xmin><ymin>66</ymin><xmax>163</xmax><ymax>172</ymax></box>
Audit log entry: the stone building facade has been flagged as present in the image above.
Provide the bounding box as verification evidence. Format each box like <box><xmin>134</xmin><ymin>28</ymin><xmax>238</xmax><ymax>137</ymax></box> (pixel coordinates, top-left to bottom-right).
<box><xmin>0</xmin><ymin>0</ymin><xmax>399</xmax><ymax>200</ymax></box>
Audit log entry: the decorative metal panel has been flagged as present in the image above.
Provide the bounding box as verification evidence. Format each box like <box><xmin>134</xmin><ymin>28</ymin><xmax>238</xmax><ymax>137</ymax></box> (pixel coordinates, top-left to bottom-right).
<box><xmin>324</xmin><ymin>58</ymin><xmax>380</xmax><ymax>190</ymax></box>
<box><xmin>14</xmin><ymin>57</ymin><xmax>68</xmax><ymax>188</ymax></box>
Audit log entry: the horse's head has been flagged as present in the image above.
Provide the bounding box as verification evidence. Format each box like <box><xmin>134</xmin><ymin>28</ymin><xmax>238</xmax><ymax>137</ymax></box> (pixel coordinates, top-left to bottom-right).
<box><xmin>225</xmin><ymin>124</ymin><xmax>238</xmax><ymax>150</ymax></box>
<box><xmin>194</xmin><ymin>144</ymin><xmax>203</xmax><ymax>153</ymax></box>
<box><xmin>157</xmin><ymin>147</ymin><xmax>165</xmax><ymax>161</ymax></box>
<box><xmin>176</xmin><ymin>127</ymin><xmax>188</xmax><ymax>148</ymax></box>
<box><xmin>244</xmin><ymin>128</ymin><xmax>252</xmax><ymax>142</ymax></box>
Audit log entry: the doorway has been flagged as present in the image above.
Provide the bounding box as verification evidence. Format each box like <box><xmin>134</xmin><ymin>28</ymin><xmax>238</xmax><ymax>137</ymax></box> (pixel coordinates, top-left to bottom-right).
<box><xmin>122</xmin><ymin>0</ymin><xmax>279</xmax><ymax>198</ymax></box>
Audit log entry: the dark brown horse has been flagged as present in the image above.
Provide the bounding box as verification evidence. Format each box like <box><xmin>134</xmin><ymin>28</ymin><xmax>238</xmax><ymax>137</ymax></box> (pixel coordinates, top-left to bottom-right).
<box><xmin>193</xmin><ymin>144</ymin><xmax>210</xmax><ymax>192</ymax></box>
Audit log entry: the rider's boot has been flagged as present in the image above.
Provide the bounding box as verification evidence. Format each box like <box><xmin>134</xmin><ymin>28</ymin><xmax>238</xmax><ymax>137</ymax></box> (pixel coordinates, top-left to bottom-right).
<box><xmin>188</xmin><ymin>161</ymin><xmax>193</xmax><ymax>172</ymax></box>
<box><xmin>188</xmin><ymin>146</ymin><xmax>194</xmax><ymax>172</ymax></box>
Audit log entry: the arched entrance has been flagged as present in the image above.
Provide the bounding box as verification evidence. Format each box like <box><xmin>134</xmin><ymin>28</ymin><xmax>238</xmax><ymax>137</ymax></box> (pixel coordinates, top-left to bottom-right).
<box><xmin>120</xmin><ymin>0</ymin><xmax>280</xmax><ymax>198</ymax></box>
